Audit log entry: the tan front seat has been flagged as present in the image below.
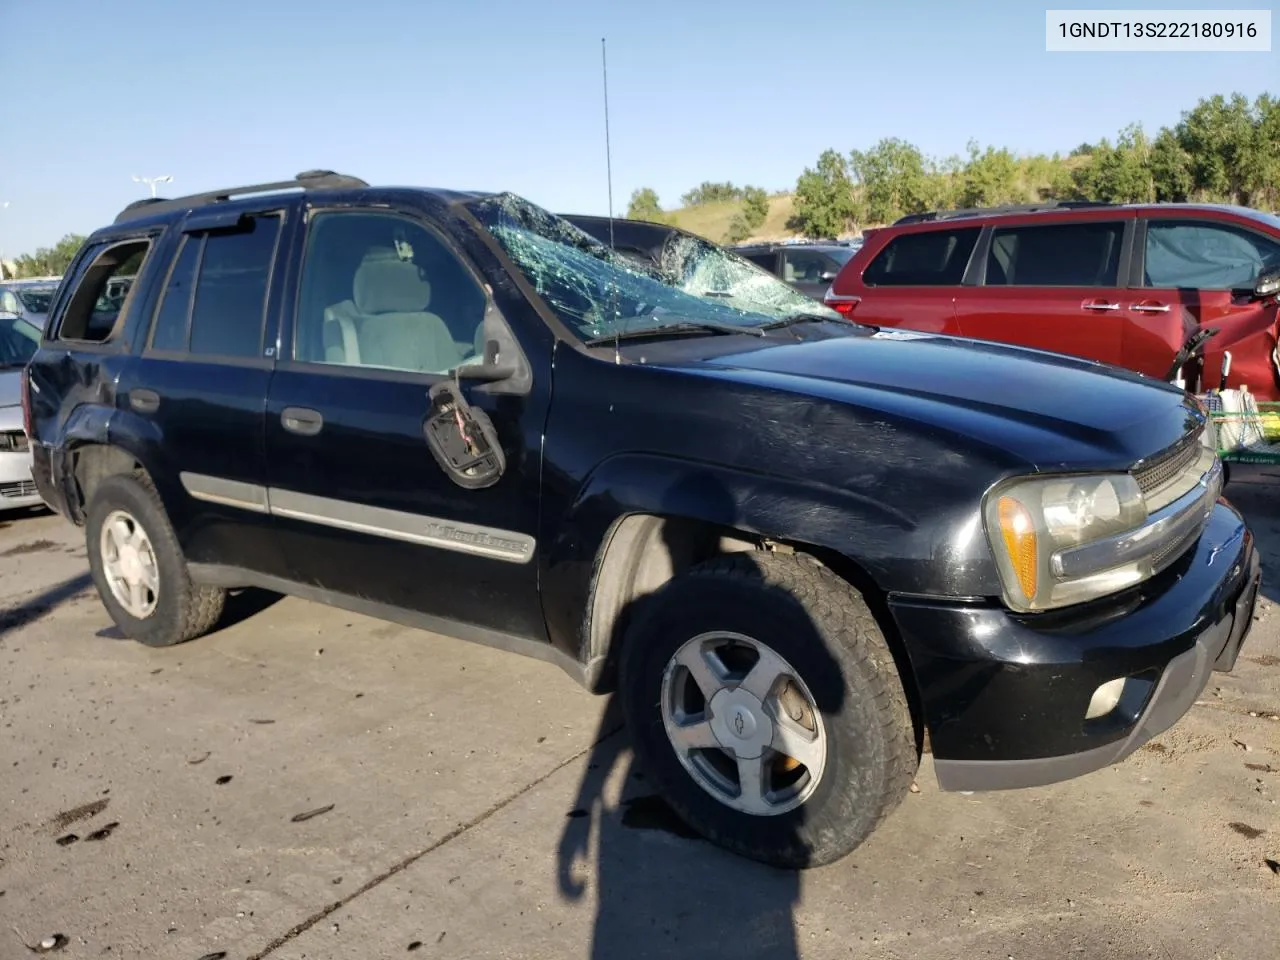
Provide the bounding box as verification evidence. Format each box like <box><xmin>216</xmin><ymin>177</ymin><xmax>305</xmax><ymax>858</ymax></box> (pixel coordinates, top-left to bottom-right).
<box><xmin>351</xmin><ymin>248</ymin><xmax>461</xmax><ymax>374</ymax></box>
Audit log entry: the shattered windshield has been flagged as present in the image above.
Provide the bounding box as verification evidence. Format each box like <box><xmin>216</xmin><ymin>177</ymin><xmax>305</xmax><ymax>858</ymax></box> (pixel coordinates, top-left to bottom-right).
<box><xmin>466</xmin><ymin>193</ymin><xmax>841</xmax><ymax>341</ymax></box>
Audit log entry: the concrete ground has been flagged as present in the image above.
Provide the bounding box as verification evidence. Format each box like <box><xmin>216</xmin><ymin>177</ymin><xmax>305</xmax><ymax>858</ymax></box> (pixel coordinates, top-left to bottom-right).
<box><xmin>1</xmin><ymin>475</ymin><xmax>1277</xmax><ymax>960</ymax></box>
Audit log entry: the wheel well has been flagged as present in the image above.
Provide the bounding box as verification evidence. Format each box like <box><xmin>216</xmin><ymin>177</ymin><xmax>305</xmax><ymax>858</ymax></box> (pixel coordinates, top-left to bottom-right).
<box><xmin>70</xmin><ymin>444</ymin><xmax>144</xmax><ymax>520</ymax></box>
<box><xmin>585</xmin><ymin>514</ymin><xmax>925</xmax><ymax>752</ymax></box>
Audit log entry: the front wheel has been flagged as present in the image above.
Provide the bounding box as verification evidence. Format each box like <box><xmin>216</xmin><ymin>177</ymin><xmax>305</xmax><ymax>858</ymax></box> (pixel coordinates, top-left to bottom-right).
<box><xmin>618</xmin><ymin>552</ymin><xmax>916</xmax><ymax>868</ymax></box>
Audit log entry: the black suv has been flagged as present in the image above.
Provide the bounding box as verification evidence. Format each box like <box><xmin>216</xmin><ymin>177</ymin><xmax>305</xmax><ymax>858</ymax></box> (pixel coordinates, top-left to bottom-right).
<box><xmin>23</xmin><ymin>170</ymin><xmax>1260</xmax><ymax>869</ymax></box>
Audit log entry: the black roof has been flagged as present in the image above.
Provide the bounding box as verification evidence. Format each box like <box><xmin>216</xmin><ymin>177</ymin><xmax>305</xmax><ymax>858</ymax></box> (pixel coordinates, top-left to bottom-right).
<box><xmin>110</xmin><ymin>170</ymin><xmax>498</xmax><ymax>229</ymax></box>
<box><xmin>559</xmin><ymin>213</ymin><xmax>703</xmax><ymax>259</ymax></box>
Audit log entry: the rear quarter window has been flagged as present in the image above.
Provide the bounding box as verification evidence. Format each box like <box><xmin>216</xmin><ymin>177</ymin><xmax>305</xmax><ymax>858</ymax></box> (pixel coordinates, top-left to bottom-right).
<box><xmin>862</xmin><ymin>227</ymin><xmax>980</xmax><ymax>286</ymax></box>
<box><xmin>51</xmin><ymin>238</ymin><xmax>153</xmax><ymax>344</ymax></box>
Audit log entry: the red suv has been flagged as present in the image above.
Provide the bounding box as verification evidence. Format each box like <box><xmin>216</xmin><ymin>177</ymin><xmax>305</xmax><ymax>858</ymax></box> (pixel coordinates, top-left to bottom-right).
<box><xmin>824</xmin><ymin>203</ymin><xmax>1280</xmax><ymax>398</ymax></box>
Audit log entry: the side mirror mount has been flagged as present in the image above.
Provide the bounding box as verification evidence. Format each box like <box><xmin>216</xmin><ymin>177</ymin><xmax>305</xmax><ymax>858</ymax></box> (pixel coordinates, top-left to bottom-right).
<box><xmin>453</xmin><ymin>339</ymin><xmax>517</xmax><ymax>382</ymax></box>
<box><xmin>1253</xmin><ymin>269</ymin><xmax>1280</xmax><ymax>301</ymax></box>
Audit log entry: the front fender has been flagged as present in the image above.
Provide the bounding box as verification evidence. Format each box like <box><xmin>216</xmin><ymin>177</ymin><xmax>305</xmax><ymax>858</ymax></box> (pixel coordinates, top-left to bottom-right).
<box><xmin>538</xmin><ymin>451</ymin><xmax>999</xmax><ymax>670</ymax></box>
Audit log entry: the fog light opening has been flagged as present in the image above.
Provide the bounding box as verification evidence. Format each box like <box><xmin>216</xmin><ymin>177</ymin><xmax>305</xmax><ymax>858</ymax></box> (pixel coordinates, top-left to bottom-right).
<box><xmin>1085</xmin><ymin>677</ymin><xmax>1127</xmax><ymax>720</ymax></box>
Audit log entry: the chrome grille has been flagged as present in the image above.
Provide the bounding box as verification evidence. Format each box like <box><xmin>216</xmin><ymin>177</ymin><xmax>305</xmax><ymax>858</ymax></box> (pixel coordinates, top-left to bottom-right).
<box><xmin>0</xmin><ymin>479</ymin><xmax>37</xmax><ymax>499</ymax></box>
<box><xmin>1133</xmin><ymin>425</ymin><xmax>1203</xmax><ymax>497</ymax></box>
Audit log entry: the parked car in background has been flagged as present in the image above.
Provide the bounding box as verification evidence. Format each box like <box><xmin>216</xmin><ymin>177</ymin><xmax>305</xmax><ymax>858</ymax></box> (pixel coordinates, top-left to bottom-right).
<box><xmin>0</xmin><ymin>313</ymin><xmax>44</xmax><ymax>509</ymax></box>
<box><xmin>24</xmin><ymin>171</ymin><xmax>1259</xmax><ymax>870</ymax></box>
<box><xmin>730</xmin><ymin>239</ymin><xmax>863</xmax><ymax>300</ymax></box>
<box><xmin>824</xmin><ymin>202</ymin><xmax>1280</xmax><ymax>397</ymax></box>
<box><xmin>0</xmin><ymin>278</ymin><xmax>62</xmax><ymax>331</ymax></box>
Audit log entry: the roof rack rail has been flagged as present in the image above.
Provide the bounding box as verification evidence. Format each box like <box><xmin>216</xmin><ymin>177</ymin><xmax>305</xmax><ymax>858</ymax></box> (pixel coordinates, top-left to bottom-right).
<box><xmin>892</xmin><ymin>200</ymin><xmax>1113</xmax><ymax>226</ymax></box>
<box><xmin>113</xmin><ymin>169</ymin><xmax>369</xmax><ymax>224</ymax></box>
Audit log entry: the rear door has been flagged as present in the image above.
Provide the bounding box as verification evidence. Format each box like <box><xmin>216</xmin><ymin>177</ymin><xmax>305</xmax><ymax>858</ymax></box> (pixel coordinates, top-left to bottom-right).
<box><xmin>954</xmin><ymin>217</ymin><xmax>1134</xmax><ymax>367</ymax></box>
<box><xmin>1135</xmin><ymin>215</ymin><xmax>1280</xmax><ymax>393</ymax></box>
<box><xmin>116</xmin><ymin>202</ymin><xmax>296</xmax><ymax>578</ymax></box>
<box><xmin>263</xmin><ymin>203</ymin><xmax>549</xmax><ymax>641</ymax></box>
<box><xmin>846</xmin><ymin>226</ymin><xmax>981</xmax><ymax>332</ymax></box>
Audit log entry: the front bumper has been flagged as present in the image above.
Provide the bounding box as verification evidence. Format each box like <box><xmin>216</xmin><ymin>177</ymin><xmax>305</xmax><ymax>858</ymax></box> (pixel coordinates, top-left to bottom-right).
<box><xmin>890</xmin><ymin>499</ymin><xmax>1259</xmax><ymax>791</ymax></box>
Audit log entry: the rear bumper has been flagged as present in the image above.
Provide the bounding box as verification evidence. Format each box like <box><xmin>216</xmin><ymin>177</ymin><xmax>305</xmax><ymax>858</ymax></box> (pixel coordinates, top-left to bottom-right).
<box><xmin>890</xmin><ymin>499</ymin><xmax>1259</xmax><ymax>791</ymax></box>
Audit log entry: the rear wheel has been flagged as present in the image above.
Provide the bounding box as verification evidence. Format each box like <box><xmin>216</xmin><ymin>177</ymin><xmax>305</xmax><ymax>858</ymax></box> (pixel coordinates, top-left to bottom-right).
<box><xmin>619</xmin><ymin>552</ymin><xmax>916</xmax><ymax>868</ymax></box>
<box><xmin>86</xmin><ymin>473</ymin><xmax>225</xmax><ymax>647</ymax></box>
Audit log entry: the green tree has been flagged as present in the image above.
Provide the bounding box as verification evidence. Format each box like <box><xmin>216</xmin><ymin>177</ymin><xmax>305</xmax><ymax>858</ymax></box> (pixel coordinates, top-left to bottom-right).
<box><xmin>848</xmin><ymin>138</ymin><xmax>937</xmax><ymax>224</ymax></box>
<box><xmin>1150</xmin><ymin>127</ymin><xmax>1194</xmax><ymax>201</ymax></box>
<box><xmin>1074</xmin><ymin>124</ymin><xmax>1155</xmax><ymax>203</ymax></box>
<box><xmin>724</xmin><ymin>214</ymin><xmax>752</xmax><ymax>244</ymax></box>
<box><xmin>1244</xmin><ymin>93</ymin><xmax>1280</xmax><ymax>210</ymax></box>
<box><xmin>792</xmin><ymin>149</ymin><xmax>857</xmax><ymax>238</ymax></box>
<box><xmin>959</xmin><ymin>142</ymin><xmax>1020</xmax><ymax>207</ymax></box>
<box><xmin>680</xmin><ymin>181</ymin><xmax>742</xmax><ymax>206</ymax></box>
<box><xmin>740</xmin><ymin>186</ymin><xmax>770</xmax><ymax>230</ymax></box>
<box><xmin>11</xmin><ymin>234</ymin><xmax>86</xmax><ymax>278</ymax></box>
<box><xmin>626</xmin><ymin>187</ymin><xmax>664</xmax><ymax>222</ymax></box>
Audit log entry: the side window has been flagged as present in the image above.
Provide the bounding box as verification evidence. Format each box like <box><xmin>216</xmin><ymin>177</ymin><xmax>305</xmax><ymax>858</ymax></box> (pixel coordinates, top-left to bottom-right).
<box><xmin>1144</xmin><ymin>220</ymin><xmax>1280</xmax><ymax>290</ymax></box>
<box><xmin>189</xmin><ymin>216</ymin><xmax>282</xmax><ymax>359</ymax></box>
<box><xmin>745</xmin><ymin>252</ymin><xmax>777</xmax><ymax>274</ymax></box>
<box><xmin>54</xmin><ymin>238</ymin><xmax>152</xmax><ymax>343</ymax></box>
<box><xmin>782</xmin><ymin>250</ymin><xmax>837</xmax><ymax>283</ymax></box>
<box><xmin>863</xmin><ymin>228</ymin><xmax>980</xmax><ymax>286</ymax></box>
<box><xmin>985</xmin><ymin>221</ymin><xmax>1123</xmax><ymax>287</ymax></box>
<box><xmin>149</xmin><ymin>235</ymin><xmax>201</xmax><ymax>352</ymax></box>
<box><xmin>294</xmin><ymin>211</ymin><xmax>487</xmax><ymax>376</ymax></box>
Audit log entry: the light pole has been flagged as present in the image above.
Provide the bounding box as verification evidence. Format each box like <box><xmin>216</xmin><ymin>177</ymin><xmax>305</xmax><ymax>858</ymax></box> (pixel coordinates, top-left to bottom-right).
<box><xmin>132</xmin><ymin>174</ymin><xmax>173</xmax><ymax>197</ymax></box>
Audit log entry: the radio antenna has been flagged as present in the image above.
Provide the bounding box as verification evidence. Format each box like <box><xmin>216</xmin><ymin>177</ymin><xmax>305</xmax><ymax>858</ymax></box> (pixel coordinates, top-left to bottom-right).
<box><xmin>602</xmin><ymin>36</ymin><xmax>621</xmax><ymax>364</ymax></box>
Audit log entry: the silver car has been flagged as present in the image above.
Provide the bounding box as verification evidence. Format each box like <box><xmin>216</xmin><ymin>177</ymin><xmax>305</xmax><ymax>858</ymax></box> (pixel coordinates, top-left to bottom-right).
<box><xmin>0</xmin><ymin>278</ymin><xmax>61</xmax><ymax>332</ymax></box>
<box><xmin>0</xmin><ymin>314</ymin><xmax>43</xmax><ymax>510</ymax></box>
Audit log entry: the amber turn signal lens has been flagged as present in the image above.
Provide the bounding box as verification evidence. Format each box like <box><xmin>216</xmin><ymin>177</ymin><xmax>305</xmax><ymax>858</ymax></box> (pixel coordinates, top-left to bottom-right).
<box><xmin>997</xmin><ymin>496</ymin><xmax>1038</xmax><ymax>602</ymax></box>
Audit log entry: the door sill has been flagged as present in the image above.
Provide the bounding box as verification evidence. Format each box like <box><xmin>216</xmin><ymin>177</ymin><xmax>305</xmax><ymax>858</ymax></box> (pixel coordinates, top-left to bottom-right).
<box><xmin>188</xmin><ymin>562</ymin><xmax>598</xmax><ymax>689</ymax></box>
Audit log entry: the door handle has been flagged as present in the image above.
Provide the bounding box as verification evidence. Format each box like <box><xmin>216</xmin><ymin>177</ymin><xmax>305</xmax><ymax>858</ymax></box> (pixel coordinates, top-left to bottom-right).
<box><xmin>1130</xmin><ymin>301</ymin><xmax>1171</xmax><ymax>313</ymax></box>
<box><xmin>281</xmin><ymin>407</ymin><xmax>324</xmax><ymax>437</ymax></box>
<box><xmin>129</xmin><ymin>388</ymin><xmax>160</xmax><ymax>413</ymax></box>
<box><xmin>1081</xmin><ymin>299</ymin><xmax>1120</xmax><ymax>311</ymax></box>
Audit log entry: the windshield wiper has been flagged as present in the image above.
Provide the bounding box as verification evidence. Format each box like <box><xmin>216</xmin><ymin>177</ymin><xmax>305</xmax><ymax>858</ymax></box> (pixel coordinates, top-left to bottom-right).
<box><xmin>760</xmin><ymin>312</ymin><xmax>879</xmax><ymax>333</ymax></box>
<box><xmin>584</xmin><ymin>320</ymin><xmax>765</xmax><ymax>346</ymax></box>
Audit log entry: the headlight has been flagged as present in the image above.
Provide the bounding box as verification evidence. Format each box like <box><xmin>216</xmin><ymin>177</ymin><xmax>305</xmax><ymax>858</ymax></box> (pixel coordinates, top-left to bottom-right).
<box><xmin>985</xmin><ymin>474</ymin><xmax>1149</xmax><ymax>612</ymax></box>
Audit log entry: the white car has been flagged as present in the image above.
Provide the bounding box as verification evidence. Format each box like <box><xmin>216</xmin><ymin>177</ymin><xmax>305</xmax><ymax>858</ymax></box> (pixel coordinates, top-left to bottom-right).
<box><xmin>0</xmin><ymin>315</ymin><xmax>43</xmax><ymax>510</ymax></box>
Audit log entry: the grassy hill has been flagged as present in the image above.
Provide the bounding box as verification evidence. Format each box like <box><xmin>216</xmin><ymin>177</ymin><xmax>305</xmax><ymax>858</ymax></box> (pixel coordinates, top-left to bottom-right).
<box><xmin>665</xmin><ymin>194</ymin><xmax>798</xmax><ymax>245</ymax></box>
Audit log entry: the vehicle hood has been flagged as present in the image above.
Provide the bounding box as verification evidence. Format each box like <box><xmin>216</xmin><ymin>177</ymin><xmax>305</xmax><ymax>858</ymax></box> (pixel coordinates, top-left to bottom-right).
<box><xmin>684</xmin><ymin>330</ymin><xmax>1202</xmax><ymax>471</ymax></box>
<box><xmin>0</xmin><ymin>369</ymin><xmax>21</xmax><ymax>409</ymax></box>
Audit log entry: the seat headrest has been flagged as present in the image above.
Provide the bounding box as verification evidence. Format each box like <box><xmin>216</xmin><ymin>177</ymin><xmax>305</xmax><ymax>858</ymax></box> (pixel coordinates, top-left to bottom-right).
<box><xmin>353</xmin><ymin>248</ymin><xmax>432</xmax><ymax>314</ymax></box>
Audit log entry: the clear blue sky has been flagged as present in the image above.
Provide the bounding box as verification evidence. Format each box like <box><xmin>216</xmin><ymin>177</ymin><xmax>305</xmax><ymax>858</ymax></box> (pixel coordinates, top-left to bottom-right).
<box><xmin>1</xmin><ymin>0</ymin><xmax>1275</xmax><ymax>254</ymax></box>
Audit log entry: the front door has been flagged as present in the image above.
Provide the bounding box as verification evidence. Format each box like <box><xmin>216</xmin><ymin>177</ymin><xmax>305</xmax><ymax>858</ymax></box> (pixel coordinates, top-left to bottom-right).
<box><xmin>1135</xmin><ymin>217</ymin><xmax>1280</xmax><ymax>393</ymax></box>
<box><xmin>954</xmin><ymin>218</ymin><xmax>1132</xmax><ymax>368</ymax></box>
<box><xmin>264</xmin><ymin>206</ymin><xmax>549</xmax><ymax>641</ymax></box>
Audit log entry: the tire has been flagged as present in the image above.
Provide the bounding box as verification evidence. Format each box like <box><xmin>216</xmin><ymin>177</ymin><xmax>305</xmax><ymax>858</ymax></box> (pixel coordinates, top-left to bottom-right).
<box><xmin>618</xmin><ymin>551</ymin><xmax>916</xmax><ymax>868</ymax></box>
<box><xmin>85</xmin><ymin>472</ymin><xmax>225</xmax><ymax>648</ymax></box>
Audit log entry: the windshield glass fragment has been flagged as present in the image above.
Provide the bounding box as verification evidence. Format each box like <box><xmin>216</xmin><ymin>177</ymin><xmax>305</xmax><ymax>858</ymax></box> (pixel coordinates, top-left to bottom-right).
<box><xmin>466</xmin><ymin>193</ymin><xmax>841</xmax><ymax>342</ymax></box>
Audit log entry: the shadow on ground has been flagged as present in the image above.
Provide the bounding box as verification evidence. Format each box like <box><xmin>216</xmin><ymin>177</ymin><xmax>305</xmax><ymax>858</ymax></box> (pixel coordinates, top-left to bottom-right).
<box><xmin>94</xmin><ymin>587</ymin><xmax>283</xmax><ymax>640</ymax></box>
<box><xmin>558</xmin><ymin>703</ymin><xmax>803</xmax><ymax>960</ymax></box>
<box><xmin>0</xmin><ymin>571</ymin><xmax>92</xmax><ymax>638</ymax></box>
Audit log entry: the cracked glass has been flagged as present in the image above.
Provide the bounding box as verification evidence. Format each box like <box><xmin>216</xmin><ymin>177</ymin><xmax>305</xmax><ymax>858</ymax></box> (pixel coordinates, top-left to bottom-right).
<box><xmin>466</xmin><ymin>193</ymin><xmax>841</xmax><ymax>342</ymax></box>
